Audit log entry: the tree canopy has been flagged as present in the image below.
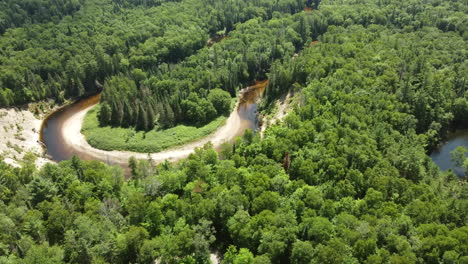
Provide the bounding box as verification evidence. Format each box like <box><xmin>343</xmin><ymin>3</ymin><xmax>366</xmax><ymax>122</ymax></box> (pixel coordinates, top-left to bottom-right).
<box><xmin>0</xmin><ymin>0</ymin><xmax>467</xmax><ymax>263</ymax></box>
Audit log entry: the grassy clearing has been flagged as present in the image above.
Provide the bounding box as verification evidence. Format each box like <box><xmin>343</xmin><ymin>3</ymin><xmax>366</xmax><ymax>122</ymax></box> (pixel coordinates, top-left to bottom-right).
<box><xmin>82</xmin><ymin>105</ymin><xmax>227</xmax><ymax>153</ymax></box>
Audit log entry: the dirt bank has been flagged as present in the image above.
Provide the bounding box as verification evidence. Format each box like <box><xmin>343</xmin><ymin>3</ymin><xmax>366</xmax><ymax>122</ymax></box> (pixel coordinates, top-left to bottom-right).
<box><xmin>58</xmin><ymin>96</ymin><xmax>245</xmax><ymax>166</ymax></box>
<box><xmin>259</xmin><ymin>91</ymin><xmax>293</xmax><ymax>137</ymax></box>
<box><xmin>0</xmin><ymin>107</ymin><xmax>49</xmax><ymax>168</ymax></box>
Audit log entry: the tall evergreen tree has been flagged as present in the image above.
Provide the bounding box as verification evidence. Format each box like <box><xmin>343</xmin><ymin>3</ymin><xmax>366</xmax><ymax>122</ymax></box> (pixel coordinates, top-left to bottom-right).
<box><xmin>99</xmin><ymin>103</ymin><xmax>111</xmax><ymax>125</ymax></box>
<box><xmin>137</xmin><ymin>105</ymin><xmax>148</xmax><ymax>131</ymax></box>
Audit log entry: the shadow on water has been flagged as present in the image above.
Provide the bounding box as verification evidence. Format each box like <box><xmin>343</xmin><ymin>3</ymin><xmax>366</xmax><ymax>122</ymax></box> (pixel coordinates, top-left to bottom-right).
<box><xmin>40</xmin><ymin>93</ymin><xmax>101</xmax><ymax>162</ymax></box>
<box><xmin>430</xmin><ymin>129</ymin><xmax>468</xmax><ymax>177</ymax></box>
<box><xmin>40</xmin><ymin>81</ymin><xmax>268</xmax><ymax>170</ymax></box>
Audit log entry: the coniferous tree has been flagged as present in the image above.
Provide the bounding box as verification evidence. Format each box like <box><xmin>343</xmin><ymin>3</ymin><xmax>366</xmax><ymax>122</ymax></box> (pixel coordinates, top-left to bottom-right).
<box><xmin>99</xmin><ymin>103</ymin><xmax>111</xmax><ymax>125</ymax></box>
<box><xmin>147</xmin><ymin>107</ymin><xmax>155</xmax><ymax>130</ymax></box>
<box><xmin>137</xmin><ymin>105</ymin><xmax>148</xmax><ymax>131</ymax></box>
<box><xmin>299</xmin><ymin>15</ymin><xmax>310</xmax><ymax>45</ymax></box>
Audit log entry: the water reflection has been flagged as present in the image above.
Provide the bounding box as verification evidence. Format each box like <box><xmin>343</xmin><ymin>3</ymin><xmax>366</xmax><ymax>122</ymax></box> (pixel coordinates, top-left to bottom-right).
<box><xmin>41</xmin><ymin>94</ymin><xmax>101</xmax><ymax>163</ymax></box>
<box><xmin>240</xmin><ymin>80</ymin><xmax>268</xmax><ymax>105</ymax></box>
<box><xmin>430</xmin><ymin>129</ymin><xmax>468</xmax><ymax>177</ymax></box>
<box><xmin>237</xmin><ymin>80</ymin><xmax>268</xmax><ymax>136</ymax></box>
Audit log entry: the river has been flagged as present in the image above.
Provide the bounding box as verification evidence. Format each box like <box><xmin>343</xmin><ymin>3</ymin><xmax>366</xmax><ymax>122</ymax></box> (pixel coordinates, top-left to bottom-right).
<box><xmin>41</xmin><ymin>94</ymin><xmax>102</xmax><ymax>163</ymax></box>
<box><xmin>40</xmin><ymin>82</ymin><xmax>266</xmax><ymax>171</ymax></box>
<box><xmin>42</xmin><ymin>86</ymin><xmax>467</xmax><ymax>178</ymax></box>
<box><xmin>430</xmin><ymin>129</ymin><xmax>468</xmax><ymax>177</ymax></box>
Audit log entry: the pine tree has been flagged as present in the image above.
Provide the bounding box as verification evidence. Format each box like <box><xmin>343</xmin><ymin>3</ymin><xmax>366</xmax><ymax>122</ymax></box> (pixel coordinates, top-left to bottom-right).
<box><xmin>137</xmin><ymin>105</ymin><xmax>148</xmax><ymax>131</ymax></box>
<box><xmin>299</xmin><ymin>15</ymin><xmax>310</xmax><ymax>45</ymax></box>
<box><xmin>147</xmin><ymin>107</ymin><xmax>155</xmax><ymax>130</ymax></box>
<box><xmin>77</xmin><ymin>79</ymin><xmax>85</xmax><ymax>97</ymax></box>
<box><xmin>110</xmin><ymin>102</ymin><xmax>122</xmax><ymax>126</ymax></box>
<box><xmin>121</xmin><ymin>100</ymin><xmax>133</xmax><ymax>128</ymax></box>
<box><xmin>164</xmin><ymin>104</ymin><xmax>175</xmax><ymax>128</ymax></box>
<box><xmin>99</xmin><ymin>103</ymin><xmax>111</xmax><ymax>125</ymax></box>
<box><xmin>0</xmin><ymin>90</ymin><xmax>9</xmax><ymax>106</ymax></box>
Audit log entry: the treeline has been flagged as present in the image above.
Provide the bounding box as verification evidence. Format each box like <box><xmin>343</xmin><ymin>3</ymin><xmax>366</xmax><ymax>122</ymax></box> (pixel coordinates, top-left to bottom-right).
<box><xmin>99</xmin><ymin>75</ymin><xmax>231</xmax><ymax>129</ymax></box>
<box><xmin>100</xmin><ymin>0</ymin><xmax>468</xmax><ymax>131</ymax></box>
<box><xmin>319</xmin><ymin>0</ymin><xmax>467</xmax><ymax>35</ymax></box>
<box><xmin>0</xmin><ymin>0</ymin><xmax>310</xmax><ymax>108</ymax></box>
<box><xmin>112</xmin><ymin>0</ymin><xmax>181</xmax><ymax>8</ymax></box>
<box><xmin>265</xmin><ymin>26</ymin><xmax>468</xmax><ymax>148</ymax></box>
<box><xmin>0</xmin><ymin>0</ymin><xmax>84</xmax><ymax>34</ymax></box>
<box><xmin>263</xmin><ymin>0</ymin><xmax>468</xmax><ymax>149</ymax></box>
<box><xmin>99</xmin><ymin>11</ymin><xmax>328</xmax><ymax>129</ymax></box>
<box><xmin>267</xmin><ymin>27</ymin><xmax>468</xmax><ymax>150</ymax></box>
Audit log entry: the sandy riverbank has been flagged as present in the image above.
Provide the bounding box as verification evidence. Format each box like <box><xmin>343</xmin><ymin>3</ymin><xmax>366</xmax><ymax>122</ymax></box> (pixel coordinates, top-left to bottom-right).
<box><xmin>59</xmin><ymin>98</ymin><xmax>244</xmax><ymax>166</ymax></box>
<box><xmin>259</xmin><ymin>91</ymin><xmax>293</xmax><ymax>137</ymax></box>
<box><xmin>2</xmin><ymin>87</ymin><xmax>287</xmax><ymax>170</ymax></box>
<box><xmin>0</xmin><ymin>107</ymin><xmax>50</xmax><ymax>168</ymax></box>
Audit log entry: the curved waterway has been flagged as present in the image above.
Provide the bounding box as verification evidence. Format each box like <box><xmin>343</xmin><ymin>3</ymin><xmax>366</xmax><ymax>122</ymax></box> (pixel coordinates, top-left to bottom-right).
<box><xmin>430</xmin><ymin>129</ymin><xmax>468</xmax><ymax>177</ymax></box>
<box><xmin>41</xmin><ymin>94</ymin><xmax>101</xmax><ymax>163</ymax></box>
<box><xmin>40</xmin><ymin>82</ymin><xmax>267</xmax><ymax>171</ymax></box>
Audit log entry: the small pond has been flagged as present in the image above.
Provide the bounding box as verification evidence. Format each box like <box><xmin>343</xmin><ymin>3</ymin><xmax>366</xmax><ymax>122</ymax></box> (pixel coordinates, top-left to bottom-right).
<box><xmin>430</xmin><ymin>129</ymin><xmax>468</xmax><ymax>177</ymax></box>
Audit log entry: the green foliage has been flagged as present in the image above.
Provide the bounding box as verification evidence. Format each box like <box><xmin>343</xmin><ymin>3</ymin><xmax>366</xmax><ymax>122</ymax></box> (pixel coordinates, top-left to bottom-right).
<box><xmin>290</xmin><ymin>240</ymin><xmax>314</xmax><ymax>264</ymax></box>
<box><xmin>224</xmin><ymin>246</ymin><xmax>255</xmax><ymax>264</ymax></box>
<box><xmin>0</xmin><ymin>0</ymin><xmax>467</xmax><ymax>263</ymax></box>
<box><xmin>22</xmin><ymin>243</ymin><xmax>65</xmax><ymax>264</ymax></box>
<box><xmin>0</xmin><ymin>0</ymin><xmax>83</xmax><ymax>34</ymax></box>
<box><xmin>451</xmin><ymin>146</ymin><xmax>468</xmax><ymax>168</ymax></box>
<box><xmin>98</xmin><ymin>8</ymin><xmax>320</xmax><ymax>129</ymax></box>
<box><xmin>0</xmin><ymin>0</ymin><xmax>311</xmax><ymax>129</ymax></box>
<box><xmin>181</xmin><ymin>93</ymin><xmax>217</xmax><ymax>126</ymax></box>
<box><xmin>0</xmin><ymin>130</ymin><xmax>466</xmax><ymax>263</ymax></box>
<box><xmin>82</xmin><ymin>105</ymin><xmax>227</xmax><ymax>152</ymax></box>
<box><xmin>208</xmin><ymin>88</ymin><xmax>231</xmax><ymax>116</ymax></box>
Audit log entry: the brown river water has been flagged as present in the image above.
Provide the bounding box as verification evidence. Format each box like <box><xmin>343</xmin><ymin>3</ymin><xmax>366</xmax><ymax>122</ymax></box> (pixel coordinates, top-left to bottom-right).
<box><xmin>40</xmin><ymin>82</ymin><xmax>267</xmax><ymax>170</ymax></box>
<box><xmin>42</xmin><ymin>80</ymin><xmax>465</xmax><ymax>178</ymax></box>
<box><xmin>40</xmin><ymin>93</ymin><xmax>102</xmax><ymax>163</ymax></box>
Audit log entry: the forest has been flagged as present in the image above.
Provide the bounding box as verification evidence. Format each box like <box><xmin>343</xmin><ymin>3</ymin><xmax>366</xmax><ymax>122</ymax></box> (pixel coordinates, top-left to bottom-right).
<box><xmin>0</xmin><ymin>0</ymin><xmax>468</xmax><ymax>263</ymax></box>
<box><xmin>0</xmin><ymin>0</ymin><xmax>310</xmax><ymax>129</ymax></box>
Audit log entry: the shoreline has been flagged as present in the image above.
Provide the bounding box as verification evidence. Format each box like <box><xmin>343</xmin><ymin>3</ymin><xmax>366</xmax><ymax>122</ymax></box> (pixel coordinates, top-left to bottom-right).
<box><xmin>47</xmin><ymin>93</ymin><xmax>245</xmax><ymax>167</ymax></box>
<box><xmin>259</xmin><ymin>91</ymin><xmax>293</xmax><ymax>137</ymax></box>
<box><xmin>2</xmin><ymin>85</ymin><xmax>283</xmax><ymax>170</ymax></box>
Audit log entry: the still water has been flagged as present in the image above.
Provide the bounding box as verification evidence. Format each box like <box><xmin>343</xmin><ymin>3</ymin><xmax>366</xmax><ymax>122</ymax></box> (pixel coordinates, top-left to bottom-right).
<box><xmin>430</xmin><ymin>129</ymin><xmax>468</xmax><ymax>177</ymax></box>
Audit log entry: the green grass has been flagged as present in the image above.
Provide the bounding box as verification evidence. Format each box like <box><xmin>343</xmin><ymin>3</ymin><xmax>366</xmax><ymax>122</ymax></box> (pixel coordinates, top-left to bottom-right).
<box><xmin>82</xmin><ymin>105</ymin><xmax>227</xmax><ymax>153</ymax></box>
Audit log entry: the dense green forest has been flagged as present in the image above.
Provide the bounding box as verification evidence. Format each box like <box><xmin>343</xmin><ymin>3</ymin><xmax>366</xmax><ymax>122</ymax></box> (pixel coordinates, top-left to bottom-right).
<box><xmin>0</xmin><ymin>0</ymin><xmax>309</xmax><ymax>129</ymax></box>
<box><xmin>0</xmin><ymin>0</ymin><xmax>84</xmax><ymax>34</ymax></box>
<box><xmin>0</xmin><ymin>0</ymin><xmax>465</xmax><ymax>130</ymax></box>
<box><xmin>1</xmin><ymin>0</ymin><xmax>468</xmax><ymax>263</ymax></box>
